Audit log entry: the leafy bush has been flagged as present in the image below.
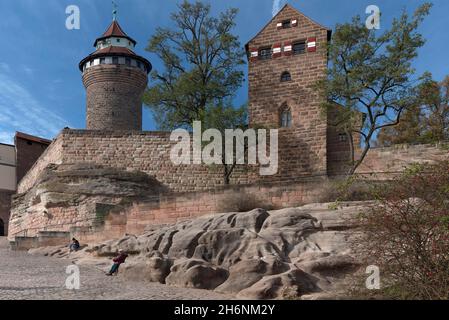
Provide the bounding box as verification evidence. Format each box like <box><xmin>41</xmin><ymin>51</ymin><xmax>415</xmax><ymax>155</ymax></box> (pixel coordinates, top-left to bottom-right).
<box><xmin>355</xmin><ymin>161</ymin><xmax>449</xmax><ymax>299</ymax></box>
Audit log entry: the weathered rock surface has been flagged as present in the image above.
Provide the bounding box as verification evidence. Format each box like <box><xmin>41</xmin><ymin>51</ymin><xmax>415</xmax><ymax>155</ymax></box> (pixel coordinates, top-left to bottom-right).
<box><xmin>30</xmin><ymin>202</ymin><xmax>368</xmax><ymax>299</ymax></box>
<box><xmin>9</xmin><ymin>163</ymin><xmax>166</xmax><ymax>238</ymax></box>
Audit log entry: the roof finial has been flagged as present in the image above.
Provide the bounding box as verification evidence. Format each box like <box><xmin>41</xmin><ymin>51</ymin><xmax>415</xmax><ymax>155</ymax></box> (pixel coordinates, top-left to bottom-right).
<box><xmin>112</xmin><ymin>1</ymin><xmax>118</xmax><ymax>21</ymax></box>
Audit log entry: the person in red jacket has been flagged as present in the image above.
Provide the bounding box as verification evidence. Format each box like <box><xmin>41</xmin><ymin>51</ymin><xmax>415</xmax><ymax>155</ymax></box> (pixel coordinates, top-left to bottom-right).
<box><xmin>106</xmin><ymin>249</ymin><xmax>128</xmax><ymax>276</ymax></box>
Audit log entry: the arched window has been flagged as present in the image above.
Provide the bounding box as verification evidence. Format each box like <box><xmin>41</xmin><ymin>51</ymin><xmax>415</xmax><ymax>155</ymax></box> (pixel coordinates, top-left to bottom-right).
<box><xmin>280</xmin><ymin>108</ymin><xmax>292</xmax><ymax>128</ymax></box>
<box><xmin>281</xmin><ymin>71</ymin><xmax>291</xmax><ymax>82</ymax></box>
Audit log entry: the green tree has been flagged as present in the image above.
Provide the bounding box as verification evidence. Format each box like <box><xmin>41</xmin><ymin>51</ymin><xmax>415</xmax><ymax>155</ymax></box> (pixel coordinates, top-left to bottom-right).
<box><xmin>421</xmin><ymin>76</ymin><xmax>449</xmax><ymax>142</ymax></box>
<box><xmin>376</xmin><ymin>104</ymin><xmax>423</xmax><ymax>146</ymax></box>
<box><xmin>378</xmin><ymin>74</ymin><xmax>449</xmax><ymax>146</ymax></box>
<box><xmin>202</xmin><ymin>103</ymin><xmax>248</xmax><ymax>185</ymax></box>
<box><xmin>143</xmin><ymin>0</ymin><xmax>245</xmax><ymax>130</ymax></box>
<box><xmin>317</xmin><ymin>3</ymin><xmax>432</xmax><ymax>174</ymax></box>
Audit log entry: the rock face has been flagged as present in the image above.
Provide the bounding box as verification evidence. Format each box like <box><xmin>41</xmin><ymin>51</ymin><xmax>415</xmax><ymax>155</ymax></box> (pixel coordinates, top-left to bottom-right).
<box><xmin>31</xmin><ymin>202</ymin><xmax>367</xmax><ymax>299</ymax></box>
<box><xmin>9</xmin><ymin>163</ymin><xmax>166</xmax><ymax>239</ymax></box>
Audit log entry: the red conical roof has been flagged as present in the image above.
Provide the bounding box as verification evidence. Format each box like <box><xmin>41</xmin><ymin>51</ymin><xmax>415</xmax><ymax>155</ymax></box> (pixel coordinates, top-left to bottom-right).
<box><xmin>94</xmin><ymin>20</ymin><xmax>137</xmax><ymax>47</ymax></box>
<box><xmin>80</xmin><ymin>19</ymin><xmax>152</xmax><ymax>74</ymax></box>
<box><xmin>102</xmin><ymin>20</ymin><xmax>128</xmax><ymax>38</ymax></box>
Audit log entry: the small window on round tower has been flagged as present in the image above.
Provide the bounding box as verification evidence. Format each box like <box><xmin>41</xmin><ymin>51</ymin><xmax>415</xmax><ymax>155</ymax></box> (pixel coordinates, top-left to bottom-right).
<box><xmin>281</xmin><ymin>71</ymin><xmax>291</xmax><ymax>82</ymax></box>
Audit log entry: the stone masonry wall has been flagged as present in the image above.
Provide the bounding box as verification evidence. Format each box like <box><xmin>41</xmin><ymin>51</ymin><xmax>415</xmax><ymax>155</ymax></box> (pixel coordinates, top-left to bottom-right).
<box><xmin>10</xmin><ymin>175</ymin><xmax>331</xmax><ymax>244</ymax></box>
<box><xmin>247</xmin><ymin>5</ymin><xmax>330</xmax><ymax>178</ymax></box>
<box><xmin>18</xmin><ymin>137</ymin><xmax>63</xmax><ymax>194</ymax></box>
<box><xmin>83</xmin><ymin>64</ymin><xmax>147</xmax><ymax>131</ymax></box>
<box><xmin>18</xmin><ymin>129</ymin><xmax>449</xmax><ymax>195</ymax></box>
<box><xmin>18</xmin><ymin>129</ymin><xmax>262</xmax><ymax>194</ymax></box>
<box><xmin>356</xmin><ymin>142</ymin><xmax>449</xmax><ymax>177</ymax></box>
<box><xmin>72</xmin><ymin>177</ymin><xmax>331</xmax><ymax>243</ymax></box>
<box><xmin>15</xmin><ymin>136</ymin><xmax>51</xmax><ymax>184</ymax></box>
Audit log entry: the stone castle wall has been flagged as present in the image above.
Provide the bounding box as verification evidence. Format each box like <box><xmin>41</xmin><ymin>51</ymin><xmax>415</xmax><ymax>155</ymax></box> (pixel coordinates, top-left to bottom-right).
<box><xmin>18</xmin><ymin>137</ymin><xmax>63</xmax><ymax>194</ymax></box>
<box><xmin>18</xmin><ymin>129</ymin><xmax>263</xmax><ymax>194</ymax></box>
<box><xmin>356</xmin><ymin>142</ymin><xmax>449</xmax><ymax>177</ymax></box>
<box><xmin>10</xmin><ymin>176</ymin><xmax>332</xmax><ymax>243</ymax></box>
<box><xmin>15</xmin><ymin>135</ymin><xmax>51</xmax><ymax>184</ymax></box>
<box><xmin>19</xmin><ymin>129</ymin><xmax>449</xmax><ymax>195</ymax></box>
<box><xmin>19</xmin><ymin>129</ymin><xmax>343</xmax><ymax>195</ymax></box>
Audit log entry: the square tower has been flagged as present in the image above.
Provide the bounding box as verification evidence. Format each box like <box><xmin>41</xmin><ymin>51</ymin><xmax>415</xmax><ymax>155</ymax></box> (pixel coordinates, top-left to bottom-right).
<box><xmin>246</xmin><ymin>5</ymin><xmax>331</xmax><ymax>179</ymax></box>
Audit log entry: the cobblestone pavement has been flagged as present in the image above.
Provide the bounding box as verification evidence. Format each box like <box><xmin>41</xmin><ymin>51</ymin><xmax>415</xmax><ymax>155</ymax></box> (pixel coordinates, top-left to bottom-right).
<box><xmin>0</xmin><ymin>237</ymin><xmax>233</xmax><ymax>300</ymax></box>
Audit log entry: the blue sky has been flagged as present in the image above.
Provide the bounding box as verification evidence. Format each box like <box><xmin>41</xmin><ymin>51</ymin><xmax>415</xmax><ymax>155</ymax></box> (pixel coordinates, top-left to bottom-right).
<box><xmin>0</xmin><ymin>0</ymin><xmax>447</xmax><ymax>144</ymax></box>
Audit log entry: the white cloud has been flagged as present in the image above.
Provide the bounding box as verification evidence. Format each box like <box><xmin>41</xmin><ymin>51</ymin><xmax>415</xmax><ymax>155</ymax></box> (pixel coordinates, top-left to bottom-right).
<box><xmin>0</xmin><ymin>72</ymin><xmax>71</xmax><ymax>144</ymax></box>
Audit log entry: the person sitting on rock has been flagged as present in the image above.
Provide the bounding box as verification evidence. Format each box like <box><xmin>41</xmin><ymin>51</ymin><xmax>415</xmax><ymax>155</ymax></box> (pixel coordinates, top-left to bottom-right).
<box><xmin>106</xmin><ymin>249</ymin><xmax>128</xmax><ymax>276</ymax></box>
<box><xmin>69</xmin><ymin>238</ymin><xmax>81</xmax><ymax>252</ymax></box>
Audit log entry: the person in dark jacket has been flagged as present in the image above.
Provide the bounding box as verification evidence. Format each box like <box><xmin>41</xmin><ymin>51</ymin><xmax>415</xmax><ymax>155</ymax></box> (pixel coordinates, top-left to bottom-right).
<box><xmin>106</xmin><ymin>250</ymin><xmax>128</xmax><ymax>276</ymax></box>
<box><xmin>69</xmin><ymin>238</ymin><xmax>81</xmax><ymax>252</ymax></box>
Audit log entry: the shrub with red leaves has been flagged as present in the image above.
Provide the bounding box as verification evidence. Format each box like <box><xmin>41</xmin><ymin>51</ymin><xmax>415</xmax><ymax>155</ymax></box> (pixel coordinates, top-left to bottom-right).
<box><xmin>357</xmin><ymin>161</ymin><xmax>449</xmax><ymax>299</ymax></box>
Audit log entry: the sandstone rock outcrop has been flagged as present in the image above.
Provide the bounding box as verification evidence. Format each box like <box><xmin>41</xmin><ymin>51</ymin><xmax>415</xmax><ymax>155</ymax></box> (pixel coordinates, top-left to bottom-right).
<box><xmin>9</xmin><ymin>163</ymin><xmax>166</xmax><ymax>239</ymax></box>
<box><xmin>30</xmin><ymin>202</ymin><xmax>368</xmax><ymax>299</ymax></box>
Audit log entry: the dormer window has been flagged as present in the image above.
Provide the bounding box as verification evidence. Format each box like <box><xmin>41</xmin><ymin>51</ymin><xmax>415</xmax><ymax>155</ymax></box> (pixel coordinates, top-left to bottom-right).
<box><xmin>281</xmin><ymin>71</ymin><xmax>291</xmax><ymax>82</ymax></box>
<box><xmin>282</xmin><ymin>20</ymin><xmax>291</xmax><ymax>29</ymax></box>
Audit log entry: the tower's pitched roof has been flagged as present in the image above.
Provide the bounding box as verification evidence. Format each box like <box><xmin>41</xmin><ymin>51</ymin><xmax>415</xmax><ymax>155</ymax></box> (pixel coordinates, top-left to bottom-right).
<box><xmin>102</xmin><ymin>20</ymin><xmax>128</xmax><ymax>38</ymax></box>
<box><xmin>94</xmin><ymin>20</ymin><xmax>137</xmax><ymax>47</ymax></box>
<box><xmin>94</xmin><ymin>46</ymin><xmax>136</xmax><ymax>55</ymax></box>
<box><xmin>80</xmin><ymin>19</ymin><xmax>152</xmax><ymax>74</ymax></box>
<box><xmin>245</xmin><ymin>4</ymin><xmax>331</xmax><ymax>50</ymax></box>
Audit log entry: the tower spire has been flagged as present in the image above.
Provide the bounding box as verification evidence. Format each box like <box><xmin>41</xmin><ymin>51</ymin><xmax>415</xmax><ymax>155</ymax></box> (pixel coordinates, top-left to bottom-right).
<box><xmin>112</xmin><ymin>1</ymin><xmax>118</xmax><ymax>21</ymax></box>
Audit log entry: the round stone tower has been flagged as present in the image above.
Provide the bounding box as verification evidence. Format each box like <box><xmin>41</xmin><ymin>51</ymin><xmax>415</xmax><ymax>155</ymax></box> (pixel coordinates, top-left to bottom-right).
<box><xmin>79</xmin><ymin>19</ymin><xmax>152</xmax><ymax>131</ymax></box>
